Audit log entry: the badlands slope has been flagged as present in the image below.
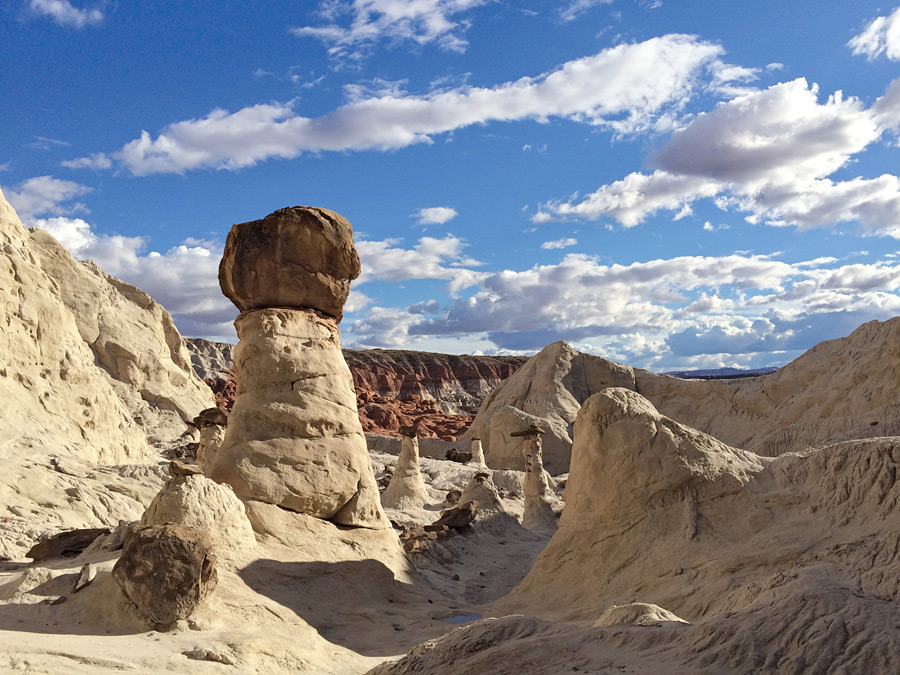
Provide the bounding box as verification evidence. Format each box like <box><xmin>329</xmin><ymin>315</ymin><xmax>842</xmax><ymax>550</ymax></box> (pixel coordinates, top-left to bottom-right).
<box><xmin>3</xmin><ymin>183</ymin><xmax>900</xmax><ymax>673</ymax></box>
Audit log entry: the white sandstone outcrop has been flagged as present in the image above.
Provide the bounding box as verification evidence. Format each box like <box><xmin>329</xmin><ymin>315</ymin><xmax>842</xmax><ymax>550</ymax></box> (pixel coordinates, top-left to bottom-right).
<box><xmin>381</xmin><ymin>426</ymin><xmax>429</xmax><ymax>510</ymax></box>
<box><xmin>512</xmin><ymin>425</ymin><xmax>557</xmax><ymax>533</ymax></box>
<box><xmin>0</xmin><ymin>188</ymin><xmax>214</xmax><ymax>560</ymax></box>
<box><xmin>470</xmin><ymin>437</ymin><xmax>486</xmax><ymax>468</ymax></box>
<box><xmin>464</xmin><ymin>320</ymin><xmax>900</xmax><ymax>472</ymax></box>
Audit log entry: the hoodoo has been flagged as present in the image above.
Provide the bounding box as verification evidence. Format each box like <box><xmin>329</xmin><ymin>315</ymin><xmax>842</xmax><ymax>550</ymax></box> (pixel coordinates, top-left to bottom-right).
<box><xmin>209</xmin><ymin>207</ymin><xmax>387</xmax><ymax>528</ymax></box>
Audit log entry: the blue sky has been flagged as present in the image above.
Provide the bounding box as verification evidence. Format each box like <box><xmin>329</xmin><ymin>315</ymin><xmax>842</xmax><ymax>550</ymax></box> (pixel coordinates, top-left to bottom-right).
<box><xmin>3</xmin><ymin>0</ymin><xmax>900</xmax><ymax>370</ymax></box>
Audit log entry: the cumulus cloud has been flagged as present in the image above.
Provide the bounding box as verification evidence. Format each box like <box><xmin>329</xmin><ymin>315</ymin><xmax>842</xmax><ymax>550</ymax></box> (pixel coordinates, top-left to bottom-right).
<box><xmin>294</xmin><ymin>0</ymin><xmax>486</xmax><ymax>59</ymax></box>
<box><xmin>848</xmin><ymin>5</ymin><xmax>900</xmax><ymax>61</ymax></box>
<box><xmin>337</xmin><ymin>249</ymin><xmax>900</xmax><ymax>369</ymax></box>
<box><xmin>3</xmin><ymin>175</ymin><xmax>92</xmax><ymax>220</ymax></box>
<box><xmin>66</xmin><ymin>35</ymin><xmax>726</xmax><ymax>175</ymax></box>
<box><xmin>541</xmin><ymin>237</ymin><xmax>577</xmax><ymax>249</ymax></box>
<box><xmin>356</xmin><ymin>234</ymin><xmax>483</xmax><ymax>293</ymax></box>
<box><xmin>539</xmin><ymin>77</ymin><xmax>900</xmax><ymax>236</ymax></box>
<box><xmin>414</xmin><ymin>206</ymin><xmax>458</xmax><ymax>225</ymax></box>
<box><xmin>28</xmin><ymin>0</ymin><xmax>102</xmax><ymax>28</ymax></box>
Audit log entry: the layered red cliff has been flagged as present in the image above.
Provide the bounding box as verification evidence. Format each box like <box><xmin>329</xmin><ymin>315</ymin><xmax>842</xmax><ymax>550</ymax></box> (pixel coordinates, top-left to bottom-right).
<box><xmin>186</xmin><ymin>339</ymin><xmax>526</xmax><ymax>440</ymax></box>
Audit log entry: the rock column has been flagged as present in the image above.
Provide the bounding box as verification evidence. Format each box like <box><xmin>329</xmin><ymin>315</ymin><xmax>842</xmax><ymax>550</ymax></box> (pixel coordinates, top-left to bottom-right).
<box><xmin>194</xmin><ymin>407</ymin><xmax>227</xmax><ymax>475</ymax></box>
<box><xmin>382</xmin><ymin>424</ymin><xmax>429</xmax><ymax>510</ymax></box>
<box><xmin>470</xmin><ymin>437</ymin><xmax>487</xmax><ymax>469</ymax></box>
<box><xmin>512</xmin><ymin>424</ymin><xmax>557</xmax><ymax>532</ymax></box>
<box><xmin>209</xmin><ymin>206</ymin><xmax>387</xmax><ymax>529</ymax></box>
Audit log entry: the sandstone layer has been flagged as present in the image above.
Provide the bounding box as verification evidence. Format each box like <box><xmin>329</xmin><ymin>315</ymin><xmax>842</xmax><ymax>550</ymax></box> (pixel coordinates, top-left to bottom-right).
<box><xmin>209</xmin><ymin>308</ymin><xmax>386</xmax><ymax>527</ymax></box>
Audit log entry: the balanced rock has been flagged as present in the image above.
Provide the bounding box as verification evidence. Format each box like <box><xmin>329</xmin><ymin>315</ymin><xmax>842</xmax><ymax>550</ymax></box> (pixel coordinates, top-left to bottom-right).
<box><xmin>218</xmin><ymin>206</ymin><xmax>360</xmax><ymax>322</ymax></box>
<box><xmin>112</xmin><ymin>524</ymin><xmax>217</xmax><ymax>626</ymax></box>
<box><xmin>194</xmin><ymin>407</ymin><xmax>227</xmax><ymax>475</ymax></box>
<box><xmin>210</xmin><ymin>206</ymin><xmax>386</xmax><ymax>529</ymax></box>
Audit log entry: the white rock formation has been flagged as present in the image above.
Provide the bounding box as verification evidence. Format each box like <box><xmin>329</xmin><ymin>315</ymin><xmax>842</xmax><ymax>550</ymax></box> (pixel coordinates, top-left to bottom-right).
<box><xmin>470</xmin><ymin>438</ymin><xmax>486</xmax><ymax>468</ymax></box>
<box><xmin>141</xmin><ymin>471</ymin><xmax>256</xmax><ymax>559</ymax></box>
<box><xmin>513</xmin><ymin>426</ymin><xmax>557</xmax><ymax>533</ymax></box>
<box><xmin>194</xmin><ymin>408</ymin><xmax>227</xmax><ymax>475</ymax></box>
<box><xmin>0</xmin><ymin>188</ymin><xmax>215</xmax><ymax>560</ymax></box>
<box><xmin>210</xmin><ymin>309</ymin><xmax>386</xmax><ymax>527</ymax></box>
<box><xmin>458</xmin><ymin>472</ymin><xmax>505</xmax><ymax>514</ymax></box>
<box><xmin>464</xmin><ymin>319</ymin><xmax>900</xmax><ymax>472</ymax></box>
<box><xmin>210</xmin><ymin>207</ymin><xmax>387</xmax><ymax>529</ymax></box>
<box><xmin>381</xmin><ymin>426</ymin><xmax>429</xmax><ymax>510</ymax></box>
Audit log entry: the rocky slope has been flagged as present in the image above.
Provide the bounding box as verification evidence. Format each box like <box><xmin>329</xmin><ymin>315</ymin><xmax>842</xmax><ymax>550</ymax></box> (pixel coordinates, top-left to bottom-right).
<box><xmin>0</xmin><ymin>187</ymin><xmax>215</xmax><ymax>560</ymax></box>
<box><xmin>464</xmin><ymin>320</ymin><xmax>900</xmax><ymax>473</ymax></box>
<box><xmin>186</xmin><ymin>338</ymin><xmax>526</xmax><ymax>440</ymax></box>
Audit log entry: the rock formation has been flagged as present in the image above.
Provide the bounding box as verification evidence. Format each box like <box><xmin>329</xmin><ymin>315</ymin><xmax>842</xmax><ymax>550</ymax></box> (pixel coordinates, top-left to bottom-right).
<box><xmin>112</xmin><ymin>523</ymin><xmax>218</xmax><ymax>626</ymax></box>
<box><xmin>0</xmin><ymin>188</ymin><xmax>215</xmax><ymax>560</ymax></box>
<box><xmin>512</xmin><ymin>425</ymin><xmax>557</xmax><ymax>533</ymax></box>
<box><xmin>209</xmin><ymin>206</ymin><xmax>387</xmax><ymax>529</ymax></box>
<box><xmin>459</xmin><ymin>472</ymin><xmax>506</xmax><ymax>514</ymax></box>
<box><xmin>469</xmin><ymin>438</ymin><xmax>486</xmax><ymax>468</ymax></box>
<box><xmin>381</xmin><ymin>425</ymin><xmax>429</xmax><ymax>510</ymax></box>
<box><xmin>194</xmin><ymin>407</ymin><xmax>227</xmax><ymax>474</ymax></box>
<box><xmin>141</xmin><ymin>465</ymin><xmax>255</xmax><ymax>558</ymax></box>
<box><xmin>464</xmin><ymin>319</ymin><xmax>900</xmax><ymax>472</ymax></box>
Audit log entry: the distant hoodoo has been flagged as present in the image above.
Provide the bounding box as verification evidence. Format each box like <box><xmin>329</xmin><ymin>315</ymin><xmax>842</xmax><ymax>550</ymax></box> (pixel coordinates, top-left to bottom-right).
<box><xmin>208</xmin><ymin>206</ymin><xmax>387</xmax><ymax>529</ymax></box>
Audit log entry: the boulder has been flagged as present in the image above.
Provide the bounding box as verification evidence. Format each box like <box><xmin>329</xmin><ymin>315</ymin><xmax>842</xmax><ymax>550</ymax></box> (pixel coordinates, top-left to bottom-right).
<box><xmin>113</xmin><ymin>523</ymin><xmax>217</xmax><ymax>626</ymax></box>
<box><xmin>218</xmin><ymin>206</ymin><xmax>360</xmax><ymax>322</ymax></box>
<box><xmin>427</xmin><ymin>501</ymin><xmax>479</xmax><ymax>531</ymax></box>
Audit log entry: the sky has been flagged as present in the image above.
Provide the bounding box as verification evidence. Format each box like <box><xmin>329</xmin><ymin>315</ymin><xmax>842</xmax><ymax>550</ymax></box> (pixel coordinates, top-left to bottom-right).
<box><xmin>3</xmin><ymin>0</ymin><xmax>900</xmax><ymax>371</ymax></box>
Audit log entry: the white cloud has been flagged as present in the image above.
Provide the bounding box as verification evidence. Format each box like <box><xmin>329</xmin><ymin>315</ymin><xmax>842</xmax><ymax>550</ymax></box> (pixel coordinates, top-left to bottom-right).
<box><xmin>559</xmin><ymin>0</ymin><xmax>613</xmax><ymax>23</ymax></box>
<box><xmin>541</xmin><ymin>237</ymin><xmax>577</xmax><ymax>249</ymax></box>
<box><xmin>848</xmin><ymin>6</ymin><xmax>900</xmax><ymax>61</ymax></box>
<box><xmin>293</xmin><ymin>0</ymin><xmax>486</xmax><ymax>60</ymax></box>
<box><xmin>28</xmin><ymin>0</ymin><xmax>102</xmax><ymax>28</ymax></box>
<box><xmin>539</xmin><ymin>77</ymin><xmax>900</xmax><ymax>236</ymax></box>
<box><xmin>337</xmin><ymin>249</ymin><xmax>900</xmax><ymax>369</ymax></box>
<box><xmin>414</xmin><ymin>206</ymin><xmax>458</xmax><ymax>225</ymax></box>
<box><xmin>356</xmin><ymin>234</ymin><xmax>483</xmax><ymax>293</ymax></box>
<box><xmin>67</xmin><ymin>35</ymin><xmax>726</xmax><ymax>175</ymax></box>
<box><xmin>3</xmin><ymin>175</ymin><xmax>92</xmax><ymax>220</ymax></box>
<box><xmin>60</xmin><ymin>153</ymin><xmax>113</xmax><ymax>170</ymax></box>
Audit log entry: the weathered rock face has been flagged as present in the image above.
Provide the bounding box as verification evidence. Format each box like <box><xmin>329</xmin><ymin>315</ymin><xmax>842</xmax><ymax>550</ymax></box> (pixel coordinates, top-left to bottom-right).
<box><xmin>218</xmin><ymin>206</ymin><xmax>360</xmax><ymax>322</ymax></box>
<box><xmin>465</xmin><ymin>319</ymin><xmax>900</xmax><ymax>472</ymax></box>
<box><xmin>501</xmin><ymin>389</ymin><xmax>900</xmax><ymax>626</ymax></box>
<box><xmin>0</xmin><ymin>188</ymin><xmax>215</xmax><ymax>560</ymax></box>
<box><xmin>113</xmin><ymin>523</ymin><xmax>218</xmax><ymax>626</ymax></box>
<box><xmin>209</xmin><ymin>309</ymin><xmax>386</xmax><ymax>527</ymax></box>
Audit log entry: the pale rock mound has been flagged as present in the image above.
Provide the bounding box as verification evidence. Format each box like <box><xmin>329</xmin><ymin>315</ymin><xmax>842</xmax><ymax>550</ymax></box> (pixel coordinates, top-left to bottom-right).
<box><xmin>140</xmin><ymin>469</ymin><xmax>255</xmax><ymax>559</ymax></box>
<box><xmin>593</xmin><ymin>603</ymin><xmax>689</xmax><ymax>627</ymax></box>
<box><xmin>493</xmin><ymin>388</ymin><xmax>900</xmax><ymax>670</ymax></box>
<box><xmin>381</xmin><ymin>427</ymin><xmax>429</xmax><ymax>510</ymax></box>
<box><xmin>465</xmin><ymin>320</ymin><xmax>900</xmax><ymax>471</ymax></box>
<box><xmin>459</xmin><ymin>472</ymin><xmax>506</xmax><ymax>514</ymax></box>
<box><xmin>210</xmin><ymin>206</ymin><xmax>386</xmax><ymax>529</ymax></box>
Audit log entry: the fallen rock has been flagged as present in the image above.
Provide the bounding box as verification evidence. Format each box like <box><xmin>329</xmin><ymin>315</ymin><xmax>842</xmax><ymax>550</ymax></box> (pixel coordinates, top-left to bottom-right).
<box><xmin>426</xmin><ymin>501</ymin><xmax>479</xmax><ymax>531</ymax></box>
<box><xmin>27</xmin><ymin>528</ymin><xmax>110</xmax><ymax>562</ymax></box>
<box><xmin>73</xmin><ymin>563</ymin><xmax>95</xmax><ymax>593</ymax></box>
<box><xmin>446</xmin><ymin>447</ymin><xmax>473</xmax><ymax>464</ymax></box>
<box><xmin>112</xmin><ymin>524</ymin><xmax>217</xmax><ymax>627</ymax></box>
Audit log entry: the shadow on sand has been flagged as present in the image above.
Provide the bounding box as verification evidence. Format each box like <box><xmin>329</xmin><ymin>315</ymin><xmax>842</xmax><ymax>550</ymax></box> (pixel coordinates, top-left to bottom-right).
<box><xmin>239</xmin><ymin>558</ymin><xmax>454</xmax><ymax>657</ymax></box>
